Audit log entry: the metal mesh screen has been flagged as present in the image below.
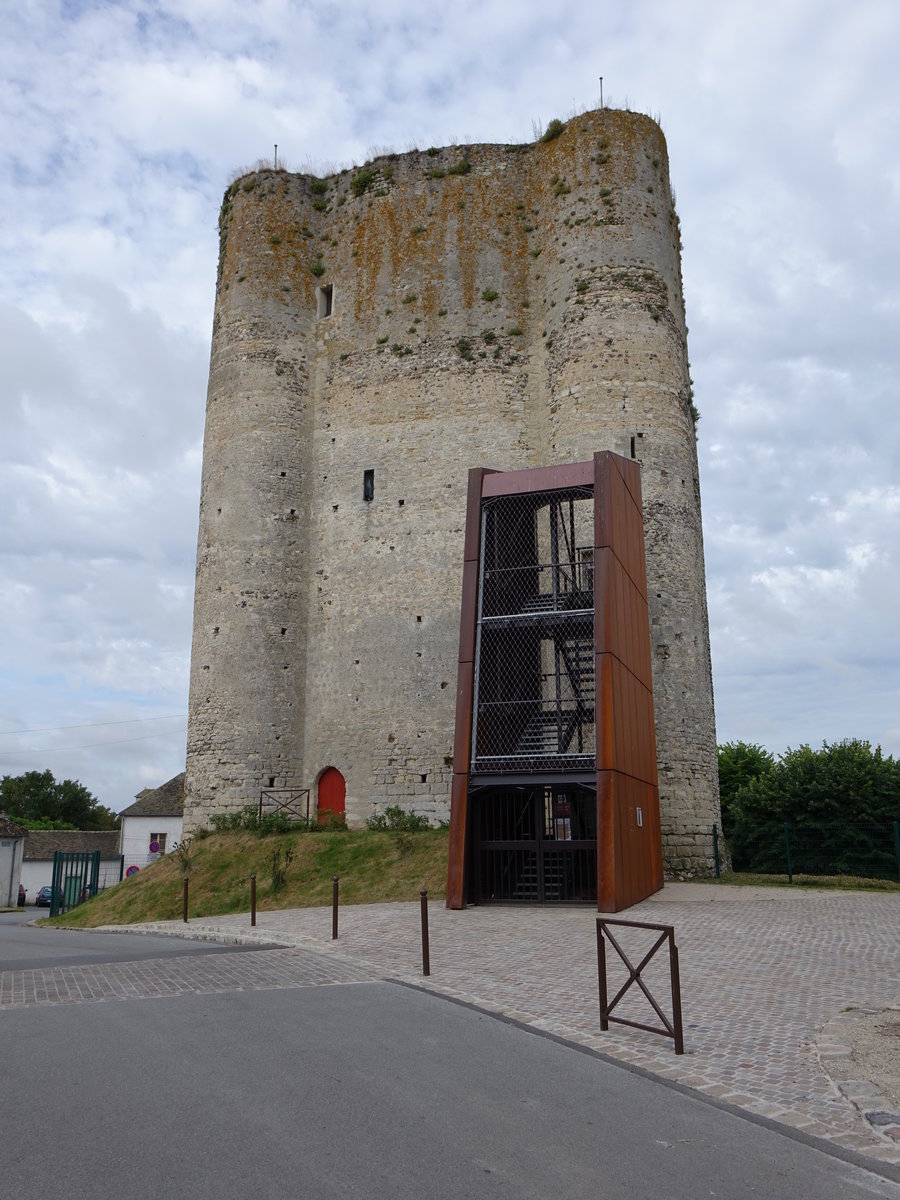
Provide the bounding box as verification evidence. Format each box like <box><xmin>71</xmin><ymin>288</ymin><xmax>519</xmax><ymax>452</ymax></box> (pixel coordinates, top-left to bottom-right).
<box><xmin>472</xmin><ymin>487</ymin><xmax>595</xmax><ymax>772</ymax></box>
<box><xmin>474</xmin><ymin>786</ymin><xmax>598</xmax><ymax>903</ymax></box>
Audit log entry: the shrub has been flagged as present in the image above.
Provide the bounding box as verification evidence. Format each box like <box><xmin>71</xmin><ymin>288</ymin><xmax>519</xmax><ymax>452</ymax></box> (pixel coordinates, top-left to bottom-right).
<box><xmin>447</xmin><ymin>159</ymin><xmax>471</xmax><ymax>176</ymax></box>
<box><xmin>365</xmin><ymin>805</ymin><xmax>431</xmax><ymax>832</ymax></box>
<box><xmin>310</xmin><ymin>177</ymin><xmax>328</xmax><ymax>195</ymax></box>
<box><xmin>541</xmin><ymin>118</ymin><xmax>565</xmax><ymax>142</ymax></box>
<box><xmin>269</xmin><ymin>844</ymin><xmax>295</xmax><ymax>892</ymax></box>
<box><xmin>456</xmin><ymin>338</ymin><xmax>474</xmax><ymax>361</ymax></box>
<box><xmin>209</xmin><ymin>805</ymin><xmax>295</xmax><ymax>836</ymax></box>
<box><xmin>351</xmin><ymin>169</ymin><xmax>375</xmax><ymax>197</ymax></box>
<box><xmin>481</xmin><ymin>287</ymin><xmax>499</xmax><ymax>302</ymax></box>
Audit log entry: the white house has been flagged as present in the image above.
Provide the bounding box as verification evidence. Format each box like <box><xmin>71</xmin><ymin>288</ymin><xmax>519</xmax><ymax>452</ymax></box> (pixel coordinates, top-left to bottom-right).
<box><xmin>119</xmin><ymin>773</ymin><xmax>184</xmax><ymax>874</ymax></box>
<box><xmin>0</xmin><ymin>814</ymin><xmax>27</xmax><ymax>906</ymax></box>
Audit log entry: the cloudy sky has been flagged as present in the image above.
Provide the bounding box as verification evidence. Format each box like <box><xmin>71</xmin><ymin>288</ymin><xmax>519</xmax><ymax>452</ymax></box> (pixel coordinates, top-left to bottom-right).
<box><xmin>1</xmin><ymin>0</ymin><xmax>898</xmax><ymax>812</ymax></box>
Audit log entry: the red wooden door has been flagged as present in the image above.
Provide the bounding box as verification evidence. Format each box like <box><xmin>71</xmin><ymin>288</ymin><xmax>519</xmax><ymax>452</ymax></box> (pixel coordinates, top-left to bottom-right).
<box><xmin>318</xmin><ymin>767</ymin><xmax>346</xmax><ymax>822</ymax></box>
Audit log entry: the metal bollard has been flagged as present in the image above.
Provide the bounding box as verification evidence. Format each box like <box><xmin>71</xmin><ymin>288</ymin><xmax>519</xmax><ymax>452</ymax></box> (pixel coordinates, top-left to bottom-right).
<box><xmin>420</xmin><ymin>889</ymin><xmax>430</xmax><ymax>976</ymax></box>
<box><xmin>332</xmin><ymin>876</ymin><xmax>339</xmax><ymax>940</ymax></box>
<box><xmin>182</xmin><ymin>877</ymin><xmax>189</xmax><ymax>924</ymax></box>
<box><xmin>250</xmin><ymin>874</ymin><xmax>257</xmax><ymax>927</ymax></box>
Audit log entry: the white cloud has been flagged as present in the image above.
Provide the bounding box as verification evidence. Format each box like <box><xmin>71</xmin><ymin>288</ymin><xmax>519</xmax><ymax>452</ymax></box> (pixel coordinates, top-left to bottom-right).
<box><xmin>1</xmin><ymin>0</ymin><xmax>899</xmax><ymax>811</ymax></box>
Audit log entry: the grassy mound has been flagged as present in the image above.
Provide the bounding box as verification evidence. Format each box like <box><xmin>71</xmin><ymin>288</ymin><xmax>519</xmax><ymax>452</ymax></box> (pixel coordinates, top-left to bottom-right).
<box><xmin>45</xmin><ymin>828</ymin><xmax>449</xmax><ymax>928</ymax></box>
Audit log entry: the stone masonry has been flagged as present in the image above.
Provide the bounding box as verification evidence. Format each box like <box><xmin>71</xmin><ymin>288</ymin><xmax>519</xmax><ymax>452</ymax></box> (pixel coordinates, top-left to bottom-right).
<box><xmin>184</xmin><ymin>108</ymin><xmax>722</xmax><ymax>874</ymax></box>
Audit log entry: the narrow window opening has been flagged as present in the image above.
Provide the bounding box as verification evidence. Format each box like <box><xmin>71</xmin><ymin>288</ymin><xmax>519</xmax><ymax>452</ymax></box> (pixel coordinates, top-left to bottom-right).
<box><xmin>317</xmin><ymin>284</ymin><xmax>333</xmax><ymax>318</ymax></box>
<box><xmin>280</xmin><ymin>471</ymin><xmax>286</xmax><ymax>477</ymax></box>
<box><xmin>420</xmin><ymin>773</ymin><xmax>428</xmax><ymax>783</ymax></box>
<box><xmin>268</xmin><ymin>777</ymin><xmax>276</xmax><ymax>788</ymax></box>
<box><xmin>630</xmin><ymin>436</ymin><xmax>636</xmax><ymax>459</ymax></box>
<box><xmin>416</xmin><ymin>614</ymin><xmax>422</xmax><ymax>623</ymax></box>
<box><xmin>398</xmin><ymin>498</ymin><xmax>405</xmax><ymax>506</ymax></box>
<box><xmin>363</xmin><ymin>469</ymin><xmax>375</xmax><ymax>502</ymax></box>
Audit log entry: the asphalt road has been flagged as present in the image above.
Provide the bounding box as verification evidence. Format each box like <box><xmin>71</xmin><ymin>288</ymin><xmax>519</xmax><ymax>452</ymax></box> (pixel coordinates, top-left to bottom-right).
<box><xmin>0</xmin><ymin>907</ymin><xmax>269</xmax><ymax>971</ymax></box>
<box><xmin>1</xmin><ymin>923</ymin><xmax>898</xmax><ymax>1200</ymax></box>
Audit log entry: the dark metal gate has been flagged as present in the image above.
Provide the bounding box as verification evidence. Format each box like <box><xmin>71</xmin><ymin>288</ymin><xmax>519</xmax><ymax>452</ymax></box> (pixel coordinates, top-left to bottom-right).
<box><xmin>50</xmin><ymin>850</ymin><xmax>100</xmax><ymax>917</ymax></box>
<box><xmin>473</xmin><ymin>785</ymin><xmax>596</xmax><ymax>903</ymax></box>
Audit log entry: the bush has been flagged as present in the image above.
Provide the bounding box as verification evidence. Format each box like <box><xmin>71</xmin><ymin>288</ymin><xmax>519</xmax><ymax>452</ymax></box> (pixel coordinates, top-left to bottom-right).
<box><xmin>269</xmin><ymin>845</ymin><xmax>294</xmax><ymax>892</ymax></box>
<box><xmin>541</xmin><ymin>118</ymin><xmax>565</xmax><ymax>143</ymax></box>
<box><xmin>366</xmin><ymin>805</ymin><xmax>431</xmax><ymax>832</ymax></box>
<box><xmin>351</xmin><ymin>169</ymin><xmax>375</xmax><ymax>197</ymax></box>
<box><xmin>721</xmin><ymin>739</ymin><xmax>900</xmax><ymax>877</ymax></box>
<box><xmin>209</xmin><ymin>805</ymin><xmax>295</xmax><ymax>836</ymax></box>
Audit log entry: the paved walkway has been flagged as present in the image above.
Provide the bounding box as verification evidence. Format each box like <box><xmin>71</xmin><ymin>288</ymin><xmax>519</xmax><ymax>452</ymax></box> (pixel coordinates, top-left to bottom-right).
<box><xmin>0</xmin><ymin>945</ymin><xmax>378</xmax><ymax>1007</ymax></box>
<box><xmin>56</xmin><ymin>884</ymin><xmax>900</xmax><ymax>1164</ymax></box>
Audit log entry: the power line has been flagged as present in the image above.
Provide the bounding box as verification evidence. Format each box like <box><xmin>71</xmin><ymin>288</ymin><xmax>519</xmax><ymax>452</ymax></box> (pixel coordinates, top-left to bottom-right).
<box><xmin>0</xmin><ymin>727</ymin><xmax>188</xmax><ymax>757</ymax></box>
<box><xmin>0</xmin><ymin>714</ymin><xmax>188</xmax><ymax>737</ymax></box>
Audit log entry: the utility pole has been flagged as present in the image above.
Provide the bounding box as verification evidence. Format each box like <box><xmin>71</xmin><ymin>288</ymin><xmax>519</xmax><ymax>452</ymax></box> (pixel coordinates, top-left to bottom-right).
<box><xmin>599</xmin><ymin>77</ymin><xmax>604</xmax><ymax>109</ymax></box>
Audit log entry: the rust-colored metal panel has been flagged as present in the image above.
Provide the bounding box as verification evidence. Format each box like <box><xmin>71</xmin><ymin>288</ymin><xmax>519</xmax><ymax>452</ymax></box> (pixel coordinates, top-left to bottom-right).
<box><xmin>593</xmin><ymin>450</ymin><xmax>662</xmax><ymax>913</ymax></box>
<box><xmin>594</xmin><ymin>653</ymin><xmax>615</xmax><ymax>769</ymax></box>
<box><xmin>446</xmin><ymin>772</ymin><xmax>470</xmax><ymax>909</ymax></box>
<box><xmin>597</xmin><ymin>772</ymin><xmax>619</xmax><ymax>911</ymax></box>
<box><xmin>463</xmin><ymin>468</ymin><xmax>490</xmax><ymax>563</ymax></box>
<box><xmin>452</xmin><ymin>659</ymin><xmax>474</xmax><ymax>775</ymax></box>
<box><xmin>594</xmin><ymin>454</ymin><xmax>614</xmax><ymax>552</ymax></box>
<box><xmin>457</xmin><ymin>559</ymin><xmax>480</xmax><ymax>665</ymax></box>
<box><xmin>481</xmin><ymin>459</ymin><xmax>593</xmax><ymax>498</ymax></box>
<box><xmin>598</xmin><ymin>773</ymin><xmax>663</xmax><ymax>911</ymax></box>
<box><xmin>448</xmin><ymin>468</ymin><xmax>491</xmax><ymax>910</ymax></box>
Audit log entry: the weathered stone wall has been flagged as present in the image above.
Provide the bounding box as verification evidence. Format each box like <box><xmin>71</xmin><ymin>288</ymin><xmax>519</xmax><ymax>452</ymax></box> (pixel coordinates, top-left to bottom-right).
<box><xmin>185</xmin><ymin>108</ymin><xmax>721</xmax><ymax>875</ymax></box>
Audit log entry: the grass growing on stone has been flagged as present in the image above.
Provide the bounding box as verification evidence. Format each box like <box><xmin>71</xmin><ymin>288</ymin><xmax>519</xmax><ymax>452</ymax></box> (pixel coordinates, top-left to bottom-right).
<box><xmin>42</xmin><ymin>829</ymin><xmax>450</xmax><ymax>928</ymax></box>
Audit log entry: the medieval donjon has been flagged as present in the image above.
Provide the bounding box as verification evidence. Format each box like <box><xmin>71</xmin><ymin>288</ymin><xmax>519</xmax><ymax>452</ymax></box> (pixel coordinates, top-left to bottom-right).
<box><xmin>184</xmin><ymin>108</ymin><xmax>721</xmax><ymax>888</ymax></box>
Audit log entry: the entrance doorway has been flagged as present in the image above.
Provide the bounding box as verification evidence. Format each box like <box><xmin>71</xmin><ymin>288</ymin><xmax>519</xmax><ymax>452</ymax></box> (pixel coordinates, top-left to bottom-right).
<box><xmin>317</xmin><ymin>767</ymin><xmax>346</xmax><ymax>823</ymax></box>
<box><xmin>472</xmin><ymin>784</ymin><xmax>596</xmax><ymax>903</ymax></box>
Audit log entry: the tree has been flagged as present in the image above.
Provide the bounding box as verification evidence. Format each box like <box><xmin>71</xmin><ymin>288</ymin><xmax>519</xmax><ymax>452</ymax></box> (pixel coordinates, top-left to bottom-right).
<box><xmin>732</xmin><ymin>740</ymin><xmax>900</xmax><ymax>827</ymax></box>
<box><xmin>0</xmin><ymin>770</ymin><xmax>119</xmax><ymax>830</ymax></box>
<box><xmin>724</xmin><ymin>740</ymin><xmax>900</xmax><ymax>877</ymax></box>
<box><xmin>717</xmin><ymin>741</ymin><xmax>775</xmax><ymax>834</ymax></box>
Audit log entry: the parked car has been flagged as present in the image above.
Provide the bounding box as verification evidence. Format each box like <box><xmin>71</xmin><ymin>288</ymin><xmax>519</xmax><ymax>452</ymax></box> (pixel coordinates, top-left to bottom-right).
<box><xmin>35</xmin><ymin>885</ymin><xmax>53</xmax><ymax>907</ymax></box>
<box><xmin>18</xmin><ymin>884</ymin><xmax>26</xmax><ymax>906</ymax></box>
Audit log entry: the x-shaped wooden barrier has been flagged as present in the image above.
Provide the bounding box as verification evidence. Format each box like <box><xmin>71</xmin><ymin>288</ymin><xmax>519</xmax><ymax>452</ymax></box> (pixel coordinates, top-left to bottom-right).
<box><xmin>596</xmin><ymin>918</ymin><xmax>684</xmax><ymax>1054</ymax></box>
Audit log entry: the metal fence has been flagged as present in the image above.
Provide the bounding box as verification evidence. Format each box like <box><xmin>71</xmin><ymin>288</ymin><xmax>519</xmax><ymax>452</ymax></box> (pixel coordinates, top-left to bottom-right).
<box><xmin>713</xmin><ymin>820</ymin><xmax>900</xmax><ymax>883</ymax></box>
<box><xmin>49</xmin><ymin>851</ymin><xmax>125</xmax><ymax>916</ymax></box>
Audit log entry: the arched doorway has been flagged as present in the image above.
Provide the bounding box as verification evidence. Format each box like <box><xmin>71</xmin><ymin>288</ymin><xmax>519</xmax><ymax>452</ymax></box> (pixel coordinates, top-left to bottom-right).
<box><xmin>317</xmin><ymin>767</ymin><xmax>346</xmax><ymax>824</ymax></box>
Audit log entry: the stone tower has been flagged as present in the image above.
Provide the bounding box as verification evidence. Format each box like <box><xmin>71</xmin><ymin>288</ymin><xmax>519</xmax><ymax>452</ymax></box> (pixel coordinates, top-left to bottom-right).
<box><xmin>185</xmin><ymin>108</ymin><xmax>721</xmax><ymax>876</ymax></box>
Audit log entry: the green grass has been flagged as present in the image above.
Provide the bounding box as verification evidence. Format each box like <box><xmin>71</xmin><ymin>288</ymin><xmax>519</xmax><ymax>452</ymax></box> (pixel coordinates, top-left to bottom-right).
<box><xmin>43</xmin><ymin>829</ymin><xmax>450</xmax><ymax>928</ymax></box>
<box><xmin>698</xmin><ymin>871</ymin><xmax>900</xmax><ymax>892</ymax></box>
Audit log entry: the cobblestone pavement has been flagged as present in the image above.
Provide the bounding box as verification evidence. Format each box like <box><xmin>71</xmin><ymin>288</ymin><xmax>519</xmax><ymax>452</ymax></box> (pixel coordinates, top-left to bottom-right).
<box><xmin>101</xmin><ymin>883</ymin><xmax>900</xmax><ymax>1166</ymax></box>
<box><xmin>0</xmin><ymin>945</ymin><xmax>379</xmax><ymax>1008</ymax></box>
